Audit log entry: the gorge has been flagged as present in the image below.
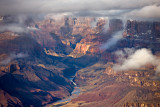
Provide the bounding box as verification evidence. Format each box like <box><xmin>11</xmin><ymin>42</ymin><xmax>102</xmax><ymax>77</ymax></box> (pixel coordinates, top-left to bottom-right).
<box><xmin>0</xmin><ymin>15</ymin><xmax>160</xmax><ymax>107</ymax></box>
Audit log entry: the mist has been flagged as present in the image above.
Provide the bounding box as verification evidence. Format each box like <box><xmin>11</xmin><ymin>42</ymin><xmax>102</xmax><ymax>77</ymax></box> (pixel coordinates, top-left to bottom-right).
<box><xmin>0</xmin><ymin>15</ymin><xmax>40</xmax><ymax>33</ymax></box>
<box><xmin>99</xmin><ymin>30</ymin><xmax>124</xmax><ymax>50</ymax></box>
<box><xmin>0</xmin><ymin>0</ymin><xmax>159</xmax><ymax>35</ymax></box>
<box><xmin>0</xmin><ymin>24</ymin><xmax>39</xmax><ymax>33</ymax></box>
<box><xmin>90</xmin><ymin>18</ymin><xmax>98</xmax><ymax>28</ymax></box>
<box><xmin>90</xmin><ymin>17</ymin><xmax>109</xmax><ymax>31</ymax></box>
<box><xmin>0</xmin><ymin>24</ymin><xmax>27</xmax><ymax>33</ymax></box>
<box><xmin>114</xmin><ymin>48</ymin><xmax>135</xmax><ymax>63</ymax></box>
<box><xmin>124</xmin><ymin>5</ymin><xmax>160</xmax><ymax>20</ymax></box>
<box><xmin>102</xmin><ymin>17</ymin><xmax>109</xmax><ymax>33</ymax></box>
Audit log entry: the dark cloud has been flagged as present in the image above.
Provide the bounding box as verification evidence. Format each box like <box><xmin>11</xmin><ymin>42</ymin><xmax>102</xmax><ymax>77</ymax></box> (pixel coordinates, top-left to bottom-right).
<box><xmin>0</xmin><ymin>0</ymin><xmax>160</xmax><ymax>20</ymax></box>
<box><xmin>73</xmin><ymin>10</ymin><xmax>131</xmax><ymax>17</ymax></box>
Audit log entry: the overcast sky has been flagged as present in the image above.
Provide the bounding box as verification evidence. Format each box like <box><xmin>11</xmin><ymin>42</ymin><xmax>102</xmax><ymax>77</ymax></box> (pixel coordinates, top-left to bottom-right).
<box><xmin>0</xmin><ymin>0</ymin><xmax>160</xmax><ymax>20</ymax></box>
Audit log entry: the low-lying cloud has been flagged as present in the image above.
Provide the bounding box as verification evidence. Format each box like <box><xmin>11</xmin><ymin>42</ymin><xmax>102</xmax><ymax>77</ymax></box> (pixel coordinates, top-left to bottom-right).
<box><xmin>90</xmin><ymin>18</ymin><xmax>98</xmax><ymax>28</ymax></box>
<box><xmin>0</xmin><ymin>53</ymin><xmax>28</xmax><ymax>65</ymax></box>
<box><xmin>0</xmin><ymin>24</ymin><xmax>39</xmax><ymax>33</ymax></box>
<box><xmin>0</xmin><ymin>15</ymin><xmax>39</xmax><ymax>33</ymax></box>
<box><xmin>113</xmin><ymin>48</ymin><xmax>160</xmax><ymax>73</ymax></box>
<box><xmin>0</xmin><ymin>24</ymin><xmax>27</xmax><ymax>33</ymax></box>
<box><xmin>114</xmin><ymin>48</ymin><xmax>135</xmax><ymax>63</ymax></box>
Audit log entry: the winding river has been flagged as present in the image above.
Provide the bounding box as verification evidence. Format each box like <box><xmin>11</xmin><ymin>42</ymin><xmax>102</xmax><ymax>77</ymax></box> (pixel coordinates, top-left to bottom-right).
<box><xmin>56</xmin><ymin>77</ymin><xmax>80</xmax><ymax>103</ymax></box>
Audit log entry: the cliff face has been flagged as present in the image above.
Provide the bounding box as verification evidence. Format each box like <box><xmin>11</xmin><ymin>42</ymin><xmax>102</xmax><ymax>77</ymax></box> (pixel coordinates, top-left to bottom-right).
<box><xmin>121</xmin><ymin>20</ymin><xmax>160</xmax><ymax>51</ymax></box>
<box><xmin>125</xmin><ymin>20</ymin><xmax>160</xmax><ymax>38</ymax></box>
<box><xmin>70</xmin><ymin>19</ymin><xmax>124</xmax><ymax>57</ymax></box>
<box><xmin>99</xmin><ymin>20</ymin><xmax>160</xmax><ymax>62</ymax></box>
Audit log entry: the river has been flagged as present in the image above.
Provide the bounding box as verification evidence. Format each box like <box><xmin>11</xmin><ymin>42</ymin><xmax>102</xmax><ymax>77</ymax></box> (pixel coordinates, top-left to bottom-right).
<box><xmin>45</xmin><ymin>77</ymin><xmax>80</xmax><ymax>107</ymax></box>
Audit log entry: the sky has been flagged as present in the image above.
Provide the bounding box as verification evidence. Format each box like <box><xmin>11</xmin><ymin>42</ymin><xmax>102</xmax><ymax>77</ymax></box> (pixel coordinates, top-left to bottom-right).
<box><xmin>0</xmin><ymin>0</ymin><xmax>160</xmax><ymax>20</ymax></box>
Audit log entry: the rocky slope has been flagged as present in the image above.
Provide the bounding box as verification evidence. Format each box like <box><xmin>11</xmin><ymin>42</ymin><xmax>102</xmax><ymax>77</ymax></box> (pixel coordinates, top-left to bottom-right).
<box><xmin>0</xmin><ymin>63</ymin><xmax>73</xmax><ymax>106</ymax></box>
<box><xmin>63</xmin><ymin>62</ymin><xmax>160</xmax><ymax>107</ymax></box>
<box><xmin>0</xmin><ymin>31</ymin><xmax>75</xmax><ymax>106</ymax></box>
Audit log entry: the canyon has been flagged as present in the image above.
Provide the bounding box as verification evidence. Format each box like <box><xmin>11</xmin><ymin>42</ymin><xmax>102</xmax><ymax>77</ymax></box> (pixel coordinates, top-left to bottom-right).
<box><xmin>0</xmin><ymin>15</ymin><xmax>160</xmax><ymax>107</ymax></box>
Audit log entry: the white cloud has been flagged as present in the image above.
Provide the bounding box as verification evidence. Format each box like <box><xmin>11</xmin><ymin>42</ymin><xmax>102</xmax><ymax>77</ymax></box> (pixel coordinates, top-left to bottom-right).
<box><xmin>113</xmin><ymin>48</ymin><xmax>160</xmax><ymax>73</ymax></box>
